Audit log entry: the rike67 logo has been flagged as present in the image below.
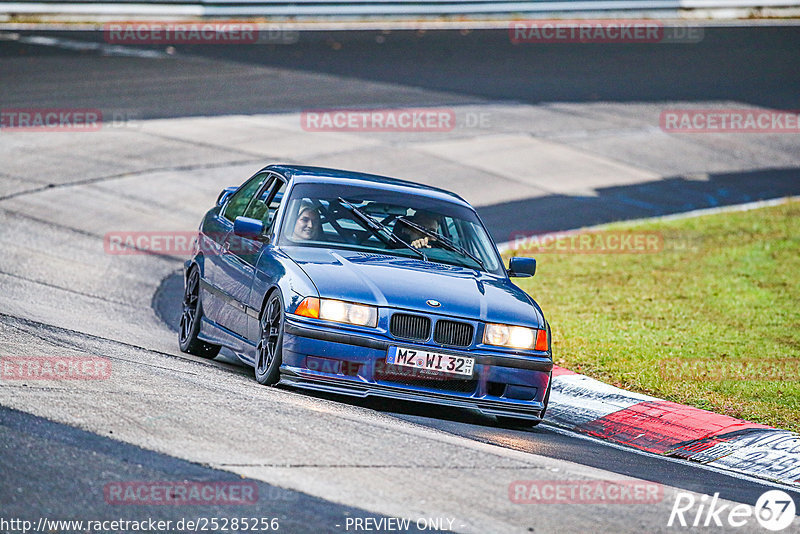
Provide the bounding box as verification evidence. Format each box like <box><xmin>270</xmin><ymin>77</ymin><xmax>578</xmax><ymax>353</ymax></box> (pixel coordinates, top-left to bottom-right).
<box><xmin>668</xmin><ymin>490</ymin><xmax>796</xmax><ymax>531</ymax></box>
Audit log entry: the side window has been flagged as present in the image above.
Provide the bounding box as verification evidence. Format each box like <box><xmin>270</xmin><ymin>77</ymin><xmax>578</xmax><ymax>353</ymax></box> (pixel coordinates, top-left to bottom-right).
<box><xmin>444</xmin><ymin>217</ymin><xmax>463</xmax><ymax>245</ymax></box>
<box><xmin>445</xmin><ymin>218</ymin><xmax>458</xmax><ymax>239</ymax></box>
<box><xmin>243</xmin><ymin>177</ymin><xmax>286</xmax><ymax>229</ymax></box>
<box><xmin>266</xmin><ymin>181</ymin><xmax>287</xmax><ymax>228</ymax></box>
<box><xmin>222</xmin><ymin>173</ymin><xmax>269</xmax><ymax>222</ymax></box>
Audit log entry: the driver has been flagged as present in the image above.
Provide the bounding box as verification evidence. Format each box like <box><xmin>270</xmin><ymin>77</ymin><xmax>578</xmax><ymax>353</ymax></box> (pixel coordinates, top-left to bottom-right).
<box><xmin>291</xmin><ymin>202</ymin><xmax>322</xmax><ymax>241</ymax></box>
<box><xmin>396</xmin><ymin>210</ymin><xmax>441</xmax><ymax>249</ymax></box>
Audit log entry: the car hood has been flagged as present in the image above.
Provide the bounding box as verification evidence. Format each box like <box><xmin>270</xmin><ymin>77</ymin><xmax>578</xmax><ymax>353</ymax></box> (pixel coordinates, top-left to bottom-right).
<box><xmin>283</xmin><ymin>246</ymin><xmax>543</xmax><ymax>327</ymax></box>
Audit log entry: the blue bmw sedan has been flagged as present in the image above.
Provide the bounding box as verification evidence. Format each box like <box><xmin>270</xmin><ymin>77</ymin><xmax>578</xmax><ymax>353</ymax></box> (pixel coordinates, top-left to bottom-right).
<box><xmin>179</xmin><ymin>164</ymin><xmax>552</xmax><ymax>426</ymax></box>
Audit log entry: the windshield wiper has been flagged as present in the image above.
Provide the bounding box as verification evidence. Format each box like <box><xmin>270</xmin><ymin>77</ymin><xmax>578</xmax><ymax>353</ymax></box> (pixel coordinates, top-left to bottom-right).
<box><xmin>337</xmin><ymin>198</ymin><xmax>427</xmax><ymax>261</ymax></box>
<box><xmin>396</xmin><ymin>216</ymin><xmax>485</xmax><ymax>270</ymax></box>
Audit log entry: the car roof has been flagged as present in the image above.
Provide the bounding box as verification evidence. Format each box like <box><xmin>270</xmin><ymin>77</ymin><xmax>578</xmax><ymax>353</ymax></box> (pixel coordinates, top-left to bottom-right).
<box><xmin>265</xmin><ymin>164</ymin><xmax>472</xmax><ymax>209</ymax></box>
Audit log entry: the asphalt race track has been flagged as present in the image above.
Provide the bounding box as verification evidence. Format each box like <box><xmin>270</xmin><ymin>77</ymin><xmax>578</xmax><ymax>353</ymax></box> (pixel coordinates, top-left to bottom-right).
<box><xmin>1</xmin><ymin>25</ymin><xmax>799</xmax><ymax>533</ymax></box>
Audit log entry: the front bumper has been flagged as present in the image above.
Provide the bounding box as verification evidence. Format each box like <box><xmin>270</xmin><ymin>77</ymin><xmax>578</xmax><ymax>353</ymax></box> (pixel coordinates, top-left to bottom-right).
<box><xmin>281</xmin><ymin>315</ymin><xmax>552</xmax><ymax>421</ymax></box>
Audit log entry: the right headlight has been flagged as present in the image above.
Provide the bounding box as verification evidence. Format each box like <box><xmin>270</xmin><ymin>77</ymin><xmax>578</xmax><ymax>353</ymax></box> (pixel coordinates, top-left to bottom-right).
<box><xmin>483</xmin><ymin>323</ymin><xmax>548</xmax><ymax>351</ymax></box>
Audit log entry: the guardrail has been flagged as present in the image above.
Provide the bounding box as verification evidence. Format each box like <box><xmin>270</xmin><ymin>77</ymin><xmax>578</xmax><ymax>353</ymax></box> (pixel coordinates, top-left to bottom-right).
<box><xmin>1</xmin><ymin>0</ymin><xmax>798</xmax><ymax>17</ymax></box>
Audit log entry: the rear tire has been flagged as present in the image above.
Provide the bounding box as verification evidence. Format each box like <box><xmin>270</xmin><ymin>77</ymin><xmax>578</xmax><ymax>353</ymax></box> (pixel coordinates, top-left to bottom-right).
<box><xmin>178</xmin><ymin>267</ymin><xmax>221</xmax><ymax>359</ymax></box>
<box><xmin>255</xmin><ymin>291</ymin><xmax>283</xmax><ymax>385</ymax></box>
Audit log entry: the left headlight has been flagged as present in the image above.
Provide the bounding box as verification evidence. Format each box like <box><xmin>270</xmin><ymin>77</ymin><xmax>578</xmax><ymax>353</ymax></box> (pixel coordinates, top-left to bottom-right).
<box><xmin>295</xmin><ymin>297</ymin><xmax>378</xmax><ymax>328</ymax></box>
<box><xmin>483</xmin><ymin>323</ymin><xmax>548</xmax><ymax>351</ymax></box>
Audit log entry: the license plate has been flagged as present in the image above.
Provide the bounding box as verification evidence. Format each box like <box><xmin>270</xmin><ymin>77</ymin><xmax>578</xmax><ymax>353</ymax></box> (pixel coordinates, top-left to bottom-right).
<box><xmin>386</xmin><ymin>346</ymin><xmax>475</xmax><ymax>377</ymax></box>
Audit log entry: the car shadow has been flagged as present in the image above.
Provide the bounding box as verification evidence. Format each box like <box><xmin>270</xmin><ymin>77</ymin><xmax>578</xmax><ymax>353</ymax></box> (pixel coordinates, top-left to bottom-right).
<box><xmin>478</xmin><ymin>167</ymin><xmax>800</xmax><ymax>241</ymax></box>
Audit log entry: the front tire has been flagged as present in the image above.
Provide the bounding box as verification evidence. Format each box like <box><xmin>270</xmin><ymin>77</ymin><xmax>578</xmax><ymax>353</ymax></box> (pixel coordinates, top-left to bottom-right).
<box><xmin>496</xmin><ymin>416</ymin><xmax>541</xmax><ymax>428</ymax></box>
<box><xmin>496</xmin><ymin>377</ymin><xmax>551</xmax><ymax>429</ymax></box>
<box><xmin>178</xmin><ymin>267</ymin><xmax>221</xmax><ymax>359</ymax></box>
<box><xmin>255</xmin><ymin>291</ymin><xmax>283</xmax><ymax>385</ymax></box>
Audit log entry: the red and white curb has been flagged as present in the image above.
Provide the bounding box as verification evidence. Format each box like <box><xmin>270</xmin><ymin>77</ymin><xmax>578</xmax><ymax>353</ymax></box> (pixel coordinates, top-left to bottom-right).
<box><xmin>547</xmin><ymin>366</ymin><xmax>800</xmax><ymax>487</ymax></box>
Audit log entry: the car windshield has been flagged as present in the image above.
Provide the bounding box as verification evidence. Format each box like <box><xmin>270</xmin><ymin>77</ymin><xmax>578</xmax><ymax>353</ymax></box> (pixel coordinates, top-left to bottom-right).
<box><xmin>279</xmin><ymin>182</ymin><xmax>505</xmax><ymax>275</ymax></box>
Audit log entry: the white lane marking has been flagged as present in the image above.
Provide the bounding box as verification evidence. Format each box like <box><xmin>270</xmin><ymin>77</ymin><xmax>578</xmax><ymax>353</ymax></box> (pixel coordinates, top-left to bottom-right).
<box><xmin>633</xmin><ymin>195</ymin><xmax>800</xmax><ymax>224</ymax></box>
<box><xmin>0</xmin><ymin>31</ymin><xmax>171</xmax><ymax>58</ymax></box>
<box><xmin>498</xmin><ymin>196</ymin><xmax>800</xmax><ymax>252</ymax></box>
<box><xmin>540</xmin><ymin>423</ymin><xmax>800</xmax><ymax>492</ymax></box>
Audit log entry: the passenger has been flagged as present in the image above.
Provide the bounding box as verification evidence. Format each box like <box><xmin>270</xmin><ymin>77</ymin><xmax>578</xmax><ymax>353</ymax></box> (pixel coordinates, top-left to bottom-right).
<box><xmin>291</xmin><ymin>202</ymin><xmax>322</xmax><ymax>241</ymax></box>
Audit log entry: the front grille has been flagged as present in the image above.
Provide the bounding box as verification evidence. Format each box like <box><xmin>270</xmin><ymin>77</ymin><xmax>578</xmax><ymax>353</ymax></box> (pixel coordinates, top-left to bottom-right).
<box><xmin>390</xmin><ymin>313</ymin><xmax>431</xmax><ymax>341</ymax></box>
<box><xmin>374</xmin><ymin>364</ymin><xmax>477</xmax><ymax>393</ymax></box>
<box><xmin>398</xmin><ymin>377</ymin><xmax>478</xmax><ymax>393</ymax></box>
<box><xmin>433</xmin><ymin>320</ymin><xmax>474</xmax><ymax>347</ymax></box>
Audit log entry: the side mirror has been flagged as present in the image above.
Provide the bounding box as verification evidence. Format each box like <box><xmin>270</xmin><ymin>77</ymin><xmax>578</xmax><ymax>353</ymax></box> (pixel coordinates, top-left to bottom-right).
<box><xmin>216</xmin><ymin>186</ymin><xmax>238</xmax><ymax>206</ymax></box>
<box><xmin>233</xmin><ymin>216</ymin><xmax>267</xmax><ymax>240</ymax></box>
<box><xmin>508</xmin><ymin>257</ymin><xmax>536</xmax><ymax>278</ymax></box>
